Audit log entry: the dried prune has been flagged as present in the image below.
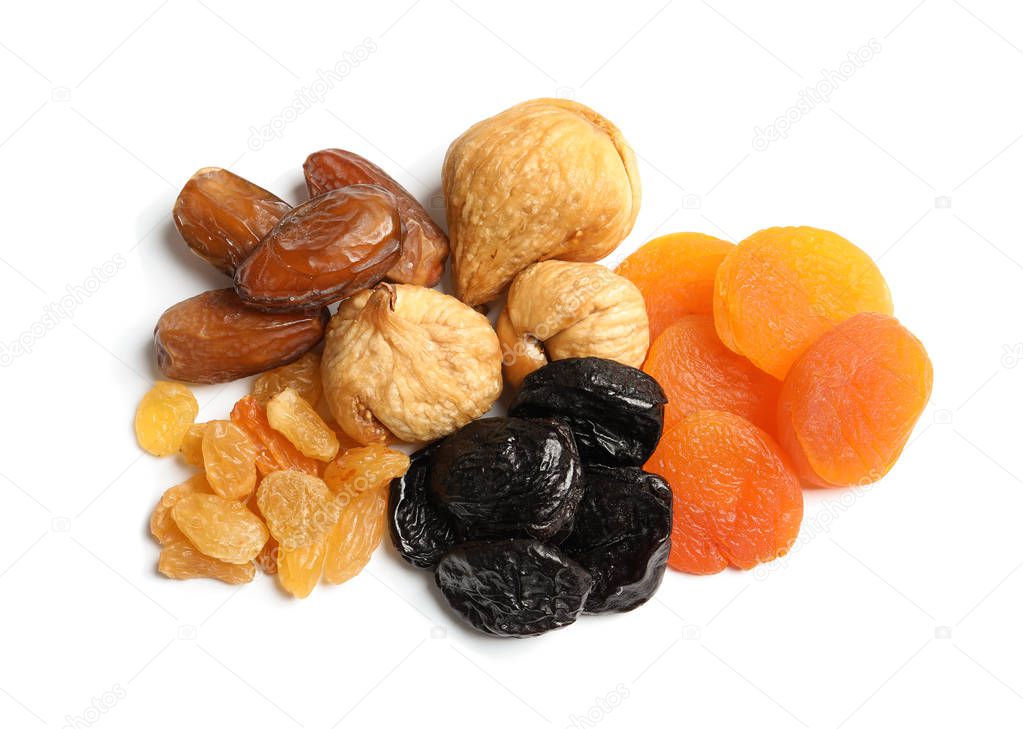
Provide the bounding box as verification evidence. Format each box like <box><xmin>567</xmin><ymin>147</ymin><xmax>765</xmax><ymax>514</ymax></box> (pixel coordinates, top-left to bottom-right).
<box><xmin>435</xmin><ymin>539</ymin><xmax>592</xmax><ymax>637</ymax></box>
<box><xmin>234</xmin><ymin>184</ymin><xmax>402</xmax><ymax>311</ymax></box>
<box><xmin>560</xmin><ymin>465</ymin><xmax>672</xmax><ymax>613</ymax></box>
<box><xmin>154</xmin><ymin>289</ymin><xmax>328</xmax><ymax>384</ymax></box>
<box><xmin>304</xmin><ymin>149</ymin><xmax>448</xmax><ymax>287</ymax></box>
<box><xmin>509</xmin><ymin>357</ymin><xmax>667</xmax><ymax>467</ymax></box>
<box><xmin>173</xmin><ymin>167</ymin><xmax>291</xmax><ymax>276</ymax></box>
<box><xmin>430</xmin><ymin>418</ymin><xmax>582</xmax><ymax>540</ymax></box>
<box><xmin>388</xmin><ymin>444</ymin><xmax>458</xmax><ymax>569</ymax></box>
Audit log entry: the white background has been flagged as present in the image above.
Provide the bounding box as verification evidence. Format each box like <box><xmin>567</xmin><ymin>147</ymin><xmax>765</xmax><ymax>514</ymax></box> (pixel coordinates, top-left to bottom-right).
<box><xmin>1</xmin><ymin>1</ymin><xmax>1021</xmax><ymax>727</ymax></box>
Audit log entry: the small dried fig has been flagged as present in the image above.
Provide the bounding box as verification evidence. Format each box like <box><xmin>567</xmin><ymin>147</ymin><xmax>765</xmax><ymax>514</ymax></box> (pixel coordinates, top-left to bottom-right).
<box><xmin>442</xmin><ymin>98</ymin><xmax>641</xmax><ymax>306</ymax></box>
<box><xmin>154</xmin><ymin>289</ymin><xmax>328</xmax><ymax>384</ymax></box>
<box><xmin>304</xmin><ymin>149</ymin><xmax>448</xmax><ymax>287</ymax></box>
<box><xmin>234</xmin><ymin>184</ymin><xmax>402</xmax><ymax>311</ymax></box>
<box><xmin>496</xmin><ymin>261</ymin><xmax>649</xmax><ymax>389</ymax></box>
<box><xmin>321</xmin><ymin>283</ymin><xmax>502</xmax><ymax>444</ymax></box>
<box><xmin>173</xmin><ymin>167</ymin><xmax>291</xmax><ymax>276</ymax></box>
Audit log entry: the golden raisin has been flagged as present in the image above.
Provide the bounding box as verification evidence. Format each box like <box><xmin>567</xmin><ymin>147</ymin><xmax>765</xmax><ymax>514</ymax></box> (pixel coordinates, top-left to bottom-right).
<box><xmin>322</xmin><ymin>445</ymin><xmax>410</xmax><ymax>504</ymax></box>
<box><xmin>158</xmin><ymin>540</ymin><xmax>256</xmax><ymax>585</ymax></box>
<box><xmin>252</xmin><ymin>351</ymin><xmax>322</xmax><ymax>406</ymax></box>
<box><xmin>171</xmin><ymin>493</ymin><xmax>268</xmax><ymax>564</ymax></box>
<box><xmin>230</xmin><ymin>396</ymin><xmax>321</xmax><ymax>476</ymax></box>
<box><xmin>256</xmin><ymin>470</ymin><xmax>338</xmax><ymax>550</ymax></box>
<box><xmin>323</xmin><ymin>487</ymin><xmax>387</xmax><ymax>585</ymax></box>
<box><xmin>278</xmin><ymin>539</ymin><xmax>327</xmax><ymax>598</ymax></box>
<box><xmin>179</xmin><ymin>422</ymin><xmax>208</xmax><ymax>467</ymax></box>
<box><xmin>135</xmin><ymin>381</ymin><xmax>198</xmax><ymax>456</ymax></box>
<box><xmin>150</xmin><ymin>474</ymin><xmax>211</xmax><ymax>545</ymax></box>
<box><xmin>266</xmin><ymin>387</ymin><xmax>339</xmax><ymax>462</ymax></box>
<box><xmin>202</xmin><ymin>420</ymin><xmax>260</xmax><ymax>500</ymax></box>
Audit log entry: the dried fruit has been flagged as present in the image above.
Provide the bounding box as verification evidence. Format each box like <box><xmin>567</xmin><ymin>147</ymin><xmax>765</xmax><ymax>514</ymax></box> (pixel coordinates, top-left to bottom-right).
<box><xmin>158</xmin><ymin>540</ymin><xmax>256</xmax><ymax>585</ymax></box>
<box><xmin>430</xmin><ymin>418</ymin><xmax>582</xmax><ymax>540</ymax></box>
<box><xmin>202</xmin><ymin>420</ymin><xmax>260</xmax><ymax>499</ymax></box>
<box><xmin>443</xmin><ymin>98</ymin><xmax>641</xmax><ymax>306</ymax></box>
<box><xmin>497</xmin><ymin>261</ymin><xmax>650</xmax><ymax>388</ymax></box>
<box><xmin>179</xmin><ymin>422</ymin><xmax>208</xmax><ymax>467</ymax></box>
<box><xmin>256</xmin><ymin>470</ymin><xmax>338</xmax><ymax>549</ymax></box>
<box><xmin>230</xmin><ymin>396</ymin><xmax>321</xmax><ymax>476</ymax></box>
<box><xmin>646</xmin><ymin>410</ymin><xmax>803</xmax><ymax>575</ymax></box>
<box><xmin>322</xmin><ymin>445</ymin><xmax>409</xmax><ymax>503</ymax></box>
<box><xmin>323</xmin><ymin>487</ymin><xmax>388</xmax><ymax>585</ymax></box>
<box><xmin>234</xmin><ymin>185</ymin><xmax>402</xmax><ymax>310</ymax></box>
<box><xmin>509</xmin><ymin>357</ymin><xmax>666</xmax><ymax>467</ymax></box>
<box><xmin>714</xmin><ymin>226</ymin><xmax>893</xmax><ymax>379</ymax></box>
<box><xmin>321</xmin><ymin>284</ymin><xmax>502</xmax><ymax>444</ymax></box>
<box><xmin>135</xmin><ymin>381</ymin><xmax>198</xmax><ymax>456</ymax></box>
<box><xmin>170</xmin><ymin>492</ymin><xmax>269</xmax><ymax>564</ymax></box>
<box><xmin>435</xmin><ymin>539</ymin><xmax>592</xmax><ymax>637</ymax></box>
<box><xmin>388</xmin><ymin>444</ymin><xmax>458</xmax><ymax>569</ymax></box>
<box><xmin>643</xmin><ymin>315</ymin><xmax>780</xmax><ymax>434</ymax></box>
<box><xmin>173</xmin><ymin>167</ymin><xmax>291</xmax><ymax>276</ymax></box>
<box><xmin>777</xmin><ymin>313</ymin><xmax>933</xmax><ymax>487</ymax></box>
<box><xmin>304</xmin><ymin>149</ymin><xmax>448</xmax><ymax>287</ymax></box>
<box><xmin>615</xmin><ymin>232</ymin><xmax>734</xmax><ymax>339</ymax></box>
<box><xmin>155</xmin><ymin>289</ymin><xmax>328</xmax><ymax>384</ymax></box>
<box><xmin>150</xmin><ymin>474</ymin><xmax>210</xmax><ymax>545</ymax></box>
<box><xmin>266</xmin><ymin>387</ymin><xmax>339</xmax><ymax>462</ymax></box>
<box><xmin>251</xmin><ymin>351</ymin><xmax>321</xmax><ymax>406</ymax></box>
<box><xmin>278</xmin><ymin>539</ymin><xmax>327</xmax><ymax>598</ymax></box>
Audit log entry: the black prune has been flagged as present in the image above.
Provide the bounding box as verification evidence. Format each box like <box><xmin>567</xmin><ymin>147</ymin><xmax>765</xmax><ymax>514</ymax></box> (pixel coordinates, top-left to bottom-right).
<box><xmin>435</xmin><ymin>539</ymin><xmax>592</xmax><ymax>637</ymax></box>
<box><xmin>388</xmin><ymin>444</ymin><xmax>459</xmax><ymax>569</ymax></box>
<box><xmin>561</xmin><ymin>465</ymin><xmax>672</xmax><ymax>614</ymax></box>
<box><xmin>430</xmin><ymin>417</ymin><xmax>582</xmax><ymax>540</ymax></box>
<box><xmin>509</xmin><ymin>357</ymin><xmax>667</xmax><ymax>467</ymax></box>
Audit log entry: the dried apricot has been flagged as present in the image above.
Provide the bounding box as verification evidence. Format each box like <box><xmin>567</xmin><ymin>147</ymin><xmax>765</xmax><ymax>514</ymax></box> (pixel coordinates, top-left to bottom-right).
<box><xmin>645</xmin><ymin>410</ymin><xmax>802</xmax><ymax>574</ymax></box>
<box><xmin>322</xmin><ymin>445</ymin><xmax>410</xmax><ymax>504</ymax></box>
<box><xmin>256</xmin><ymin>470</ymin><xmax>338</xmax><ymax>549</ymax></box>
<box><xmin>278</xmin><ymin>539</ymin><xmax>327</xmax><ymax>598</ymax></box>
<box><xmin>252</xmin><ymin>351</ymin><xmax>322</xmax><ymax>406</ymax></box>
<box><xmin>150</xmin><ymin>474</ymin><xmax>211</xmax><ymax>545</ymax></box>
<box><xmin>179</xmin><ymin>422</ymin><xmax>208</xmax><ymax>467</ymax></box>
<box><xmin>713</xmin><ymin>226</ymin><xmax>893</xmax><ymax>379</ymax></box>
<box><xmin>323</xmin><ymin>487</ymin><xmax>387</xmax><ymax>585</ymax></box>
<box><xmin>135</xmin><ymin>381</ymin><xmax>199</xmax><ymax>456</ymax></box>
<box><xmin>230</xmin><ymin>396</ymin><xmax>321</xmax><ymax>476</ymax></box>
<box><xmin>777</xmin><ymin>313</ymin><xmax>932</xmax><ymax>488</ymax></box>
<box><xmin>643</xmin><ymin>315</ymin><xmax>780</xmax><ymax>434</ymax></box>
<box><xmin>171</xmin><ymin>493</ymin><xmax>268</xmax><ymax>564</ymax></box>
<box><xmin>202</xmin><ymin>420</ymin><xmax>260</xmax><ymax>500</ymax></box>
<box><xmin>158</xmin><ymin>539</ymin><xmax>256</xmax><ymax>585</ymax></box>
<box><xmin>615</xmin><ymin>232</ymin><xmax>734</xmax><ymax>339</ymax></box>
<box><xmin>266</xmin><ymin>387</ymin><xmax>339</xmax><ymax>462</ymax></box>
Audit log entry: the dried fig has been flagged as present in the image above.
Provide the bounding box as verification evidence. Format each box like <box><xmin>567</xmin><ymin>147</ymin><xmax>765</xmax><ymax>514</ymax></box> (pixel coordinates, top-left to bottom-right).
<box><xmin>496</xmin><ymin>260</ymin><xmax>649</xmax><ymax>388</ymax></box>
<box><xmin>154</xmin><ymin>289</ymin><xmax>328</xmax><ymax>384</ymax></box>
<box><xmin>304</xmin><ymin>149</ymin><xmax>448</xmax><ymax>287</ymax></box>
<box><xmin>234</xmin><ymin>184</ymin><xmax>402</xmax><ymax>311</ymax></box>
<box><xmin>173</xmin><ymin>167</ymin><xmax>291</xmax><ymax>276</ymax></box>
<box><xmin>321</xmin><ymin>283</ymin><xmax>502</xmax><ymax>444</ymax></box>
<box><xmin>442</xmin><ymin>98</ymin><xmax>640</xmax><ymax>306</ymax></box>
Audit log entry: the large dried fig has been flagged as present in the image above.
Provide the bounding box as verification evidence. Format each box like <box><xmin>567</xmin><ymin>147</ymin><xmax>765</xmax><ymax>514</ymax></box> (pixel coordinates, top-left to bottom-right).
<box><xmin>496</xmin><ymin>260</ymin><xmax>649</xmax><ymax>388</ymax></box>
<box><xmin>173</xmin><ymin>167</ymin><xmax>291</xmax><ymax>276</ymax></box>
<box><xmin>321</xmin><ymin>283</ymin><xmax>502</xmax><ymax>444</ymax></box>
<box><xmin>442</xmin><ymin>98</ymin><xmax>641</xmax><ymax>306</ymax></box>
<box><xmin>234</xmin><ymin>184</ymin><xmax>402</xmax><ymax>311</ymax></box>
<box><xmin>304</xmin><ymin>149</ymin><xmax>448</xmax><ymax>287</ymax></box>
<box><xmin>154</xmin><ymin>289</ymin><xmax>328</xmax><ymax>383</ymax></box>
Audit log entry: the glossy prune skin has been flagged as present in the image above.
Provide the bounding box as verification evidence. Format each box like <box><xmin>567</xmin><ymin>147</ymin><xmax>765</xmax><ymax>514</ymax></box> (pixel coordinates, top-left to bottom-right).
<box><xmin>561</xmin><ymin>465</ymin><xmax>672</xmax><ymax>613</ymax></box>
<box><xmin>154</xmin><ymin>289</ymin><xmax>328</xmax><ymax>384</ymax></box>
<box><xmin>235</xmin><ymin>184</ymin><xmax>402</xmax><ymax>311</ymax></box>
<box><xmin>388</xmin><ymin>444</ymin><xmax>458</xmax><ymax>569</ymax></box>
<box><xmin>509</xmin><ymin>357</ymin><xmax>667</xmax><ymax>467</ymax></box>
<box><xmin>430</xmin><ymin>417</ymin><xmax>582</xmax><ymax>541</ymax></box>
<box><xmin>435</xmin><ymin>539</ymin><xmax>592</xmax><ymax>637</ymax></box>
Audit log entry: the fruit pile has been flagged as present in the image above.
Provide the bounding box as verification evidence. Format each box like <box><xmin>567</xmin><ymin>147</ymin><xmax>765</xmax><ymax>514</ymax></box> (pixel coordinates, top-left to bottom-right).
<box><xmin>135</xmin><ymin>98</ymin><xmax>932</xmax><ymax>636</ymax></box>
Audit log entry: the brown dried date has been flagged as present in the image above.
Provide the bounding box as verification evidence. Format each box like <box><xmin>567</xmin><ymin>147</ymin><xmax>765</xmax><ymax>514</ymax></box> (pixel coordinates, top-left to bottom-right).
<box><xmin>234</xmin><ymin>184</ymin><xmax>402</xmax><ymax>311</ymax></box>
<box><xmin>304</xmin><ymin>149</ymin><xmax>449</xmax><ymax>287</ymax></box>
<box><xmin>154</xmin><ymin>289</ymin><xmax>328</xmax><ymax>383</ymax></box>
<box><xmin>173</xmin><ymin>167</ymin><xmax>291</xmax><ymax>276</ymax></box>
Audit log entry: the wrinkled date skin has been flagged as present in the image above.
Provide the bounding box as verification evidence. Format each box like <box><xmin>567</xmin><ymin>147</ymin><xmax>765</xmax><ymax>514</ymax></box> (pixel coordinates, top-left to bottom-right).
<box><xmin>561</xmin><ymin>465</ymin><xmax>672</xmax><ymax>613</ymax></box>
<box><xmin>435</xmin><ymin>539</ymin><xmax>592</xmax><ymax>637</ymax></box>
<box><xmin>235</xmin><ymin>184</ymin><xmax>402</xmax><ymax>310</ymax></box>
<box><xmin>173</xmin><ymin>167</ymin><xmax>291</xmax><ymax>276</ymax></box>
<box><xmin>388</xmin><ymin>444</ymin><xmax>459</xmax><ymax>569</ymax></box>
<box><xmin>430</xmin><ymin>417</ymin><xmax>582</xmax><ymax>541</ymax></box>
<box><xmin>509</xmin><ymin>357</ymin><xmax>667</xmax><ymax>467</ymax></box>
<box><xmin>304</xmin><ymin>149</ymin><xmax>448</xmax><ymax>287</ymax></box>
<box><xmin>154</xmin><ymin>289</ymin><xmax>328</xmax><ymax>383</ymax></box>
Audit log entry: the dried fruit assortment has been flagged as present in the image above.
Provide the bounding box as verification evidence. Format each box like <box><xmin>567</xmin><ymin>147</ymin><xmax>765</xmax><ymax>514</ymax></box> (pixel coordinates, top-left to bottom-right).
<box><xmin>134</xmin><ymin>97</ymin><xmax>931</xmax><ymax>637</ymax></box>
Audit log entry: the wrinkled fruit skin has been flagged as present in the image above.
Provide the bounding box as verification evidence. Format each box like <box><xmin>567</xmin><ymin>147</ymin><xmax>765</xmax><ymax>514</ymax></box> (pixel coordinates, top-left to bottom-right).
<box><xmin>435</xmin><ymin>539</ymin><xmax>592</xmax><ymax>637</ymax></box>
<box><xmin>323</xmin><ymin>487</ymin><xmax>388</xmax><ymax>585</ymax></box>
<box><xmin>561</xmin><ymin>465</ymin><xmax>672</xmax><ymax>613</ymax></box>
<box><xmin>430</xmin><ymin>418</ymin><xmax>583</xmax><ymax>541</ymax></box>
<box><xmin>231</xmin><ymin>395</ymin><xmax>321</xmax><ymax>476</ymax></box>
<box><xmin>304</xmin><ymin>149</ymin><xmax>448</xmax><ymax>287</ymax></box>
<box><xmin>135</xmin><ymin>381</ymin><xmax>198</xmax><ymax>456</ymax></box>
<box><xmin>388</xmin><ymin>444</ymin><xmax>458</xmax><ymax>569</ymax></box>
<box><xmin>509</xmin><ymin>357</ymin><xmax>666</xmax><ymax>467</ymax></box>
<box><xmin>443</xmin><ymin>98</ymin><xmax>641</xmax><ymax>306</ymax></box>
<box><xmin>170</xmin><ymin>493</ymin><xmax>269</xmax><ymax>564</ymax></box>
<box><xmin>235</xmin><ymin>184</ymin><xmax>402</xmax><ymax>311</ymax></box>
<box><xmin>154</xmin><ymin>288</ymin><xmax>328</xmax><ymax>384</ymax></box>
<box><xmin>173</xmin><ymin>167</ymin><xmax>291</xmax><ymax>276</ymax></box>
<box><xmin>266</xmin><ymin>387</ymin><xmax>339</xmax><ymax>462</ymax></box>
<box><xmin>252</xmin><ymin>351</ymin><xmax>321</xmax><ymax>406</ymax></box>
<box><xmin>202</xmin><ymin>420</ymin><xmax>259</xmax><ymax>500</ymax></box>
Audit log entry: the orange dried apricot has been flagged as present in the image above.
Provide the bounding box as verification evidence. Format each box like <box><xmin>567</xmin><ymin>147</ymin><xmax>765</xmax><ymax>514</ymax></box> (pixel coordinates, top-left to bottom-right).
<box><xmin>202</xmin><ymin>420</ymin><xmax>260</xmax><ymax>499</ymax></box>
<box><xmin>777</xmin><ymin>313</ymin><xmax>932</xmax><ymax>488</ymax></box>
<box><xmin>643</xmin><ymin>315</ymin><xmax>780</xmax><ymax>434</ymax></box>
<box><xmin>134</xmin><ymin>381</ymin><xmax>198</xmax><ymax>456</ymax></box>
<box><xmin>615</xmin><ymin>232</ymin><xmax>734</xmax><ymax>339</ymax></box>
<box><xmin>646</xmin><ymin>410</ymin><xmax>802</xmax><ymax>574</ymax></box>
<box><xmin>266</xmin><ymin>387</ymin><xmax>339</xmax><ymax>462</ymax></box>
<box><xmin>251</xmin><ymin>351</ymin><xmax>322</xmax><ymax>406</ymax></box>
<box><xmin>713</xmin><ymin>226</ymin><xmax>892</xmax><ymax>379</ymax></box>
<box><xmin>230</xmin><ymin>395</ymin><xmax>321</xmax><ymax>476</ymax></box>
